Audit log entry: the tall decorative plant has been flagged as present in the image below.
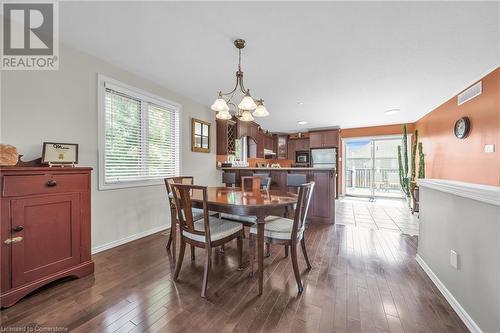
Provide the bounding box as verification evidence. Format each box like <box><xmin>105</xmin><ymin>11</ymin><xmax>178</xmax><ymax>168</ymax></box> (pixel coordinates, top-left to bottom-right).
<box><xmin>398</xmin><ymin>124</ymin><xmax>426</xmax><ymax>210</ymax></box>
<box><xmin>418</xmin><ymin>142</ymin><xmax>425</xmax><ymax>179</ymax></box>
<box><xmin>397</xmin><ymin>124</ymin><xmax>410</xmax><ymax>197</ymax></box>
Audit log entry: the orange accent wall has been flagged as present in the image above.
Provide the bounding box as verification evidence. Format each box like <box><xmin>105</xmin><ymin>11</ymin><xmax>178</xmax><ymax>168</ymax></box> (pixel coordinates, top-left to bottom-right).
<box><xmin>415</xmin><ymin>67</ymin><xmax>500</xmax><ymax>186</ymax></box>
<box><xmin>338</xmin><ymin>124</ymin><xmax>413</xmax><ymax>194</ymax></box>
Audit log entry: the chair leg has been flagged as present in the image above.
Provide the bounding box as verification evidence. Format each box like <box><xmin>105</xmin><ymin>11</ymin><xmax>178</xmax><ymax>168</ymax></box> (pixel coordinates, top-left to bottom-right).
<box><xmin>249</xmin><ymin>235</ymin><xmax>255</xmax><ymax>276</ymax></box>
<box><xmin>171</xmin><ymin>224</ymin><xmax>177</xmax><ymax>264</ymax></box>
<box><xmin>301</xmin><ymin>238</ymin><xmax>312</xmax><ymax>270</ymax></box>
<box><xmin>284</xmin><ymin>245</ymin><xmax>289</xmax><ymax>258</ymax></box>
<box><xmin>201</xmin><ymin>246</ymin><xmax>212</xmax><ymax>298</ymax></box>
<box><xmin>166</xmin><ymin>208</ymin><xmax>175</xmax><ymax>250</ymax></box>
<box><xmin>173</xmin><ymin>239</ymin><xmax>186</xmax><ymax>281</ymax></box>
<box><xmin>237</xmin><ymin>233</ymin><xmax>243</xmax><ymax>269</ymax></box>
<box><xmin>290</xmin><ymin>242</ymin><xmax>303</xmax><ymax>293</ymax></box>
<box><xmin>219</xmin><ymin>244</ymin><xmax>225</xmax><ymax>254</ymax></box>
<box><xmin>191</xmin><ymin>245</ymin><xmax>195</xmax><ymax>261</ymax></box>
<box><xmin>166</xmin><ymin>224</ymin><xmax>173</xmax><ymax>250</ymax></box>
<box><xmin>265</xmin><ymin>243</ymin><xmax>271</xmax><ymax>257</ymax></box>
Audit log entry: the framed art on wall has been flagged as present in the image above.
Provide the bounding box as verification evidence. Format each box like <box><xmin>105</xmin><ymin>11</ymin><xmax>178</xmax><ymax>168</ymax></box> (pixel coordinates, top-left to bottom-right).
<box><xmin>191</xmin><ymin>118</ymin><xmax>210</xmax><ymax>153</ymax></box>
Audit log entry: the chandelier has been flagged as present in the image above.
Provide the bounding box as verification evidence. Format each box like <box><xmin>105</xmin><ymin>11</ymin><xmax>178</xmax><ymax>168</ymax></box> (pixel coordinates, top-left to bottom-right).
<box><xmin>211</xmin><ymin>39</ymin><xmax>269</xmax><ymax>121</ymax></box>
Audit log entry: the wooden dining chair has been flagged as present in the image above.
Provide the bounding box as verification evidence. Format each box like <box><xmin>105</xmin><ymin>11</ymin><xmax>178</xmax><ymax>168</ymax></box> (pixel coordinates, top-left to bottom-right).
<box><xmin>164</xmin><ymin>176</ymin><xmax>203</xmax><ymax>263</ymax></box>
<box><xmin>221</xmin><ymin>175</ymin><xmax>273</xmax><ymax>257</ymax></box>
<box><xmin>221</xmin><ymin>175</ymin><xmax>271</xmax><ymax>226</ymax></box>
<box><xmin>171</xmin><ymin>184</ymin><xmax>244</xmax><ymax>298</ymax></box>
<box><xmin>249</xmin><ymin>182</ymin><xmax>315</xmax><ymax>293</ymax></box>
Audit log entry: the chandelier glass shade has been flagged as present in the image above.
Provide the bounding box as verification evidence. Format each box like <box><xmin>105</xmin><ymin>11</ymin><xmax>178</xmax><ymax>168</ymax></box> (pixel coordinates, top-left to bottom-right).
<box><xmin>253</xmin><ymin>99</ymin><xmax>269</xmax><ymax>117</ymax></box>
<box><xmin>211</xmin><ymin>39</ymin><xmax>269</xmax><ymax>121</ymax></box>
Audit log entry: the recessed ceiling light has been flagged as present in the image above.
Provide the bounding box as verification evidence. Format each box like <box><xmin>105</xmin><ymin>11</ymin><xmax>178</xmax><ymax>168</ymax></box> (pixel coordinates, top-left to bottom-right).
<box><xmin>297</xmin><ymin>101</ymin><xmax>304</xmax><ymax>105</ymax></box>
<box><xmin>297</xmin><ymin>120</ymin><xmax>307</xmax><ymax>125</ymax></box>
<box><xmin>385</xmin><ymin>109</ymin><xmax>400</xmax><ymax>115</ymax></box>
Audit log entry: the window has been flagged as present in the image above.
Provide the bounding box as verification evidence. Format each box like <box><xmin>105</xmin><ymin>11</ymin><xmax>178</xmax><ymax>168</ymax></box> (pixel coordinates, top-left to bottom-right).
<box><xmin>98</xmin><ymin>75</ymin><xmax>181</xmax><ymax>190</ymax></box>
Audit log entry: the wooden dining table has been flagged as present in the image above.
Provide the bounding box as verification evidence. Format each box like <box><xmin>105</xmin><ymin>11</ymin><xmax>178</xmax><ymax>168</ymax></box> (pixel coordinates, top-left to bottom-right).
<box><xmin>189</xmin><ymin>186</ymin><xmax>298</xmax><ymax>295</ymax></box>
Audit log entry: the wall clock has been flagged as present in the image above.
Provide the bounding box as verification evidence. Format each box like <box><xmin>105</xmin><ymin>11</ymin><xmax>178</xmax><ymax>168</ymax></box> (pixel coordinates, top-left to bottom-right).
<box><xmin>454</xmin><ymin>117</ymin><xmax>470</xmax><ymax>139</ymax></box>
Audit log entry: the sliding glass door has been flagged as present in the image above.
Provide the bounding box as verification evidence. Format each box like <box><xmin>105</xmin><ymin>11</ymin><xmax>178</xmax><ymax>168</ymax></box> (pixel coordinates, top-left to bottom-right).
<box><xmin>344</xmin><ymin>137</ymin><xmax>404</xmax><ymax>198</ymax></box>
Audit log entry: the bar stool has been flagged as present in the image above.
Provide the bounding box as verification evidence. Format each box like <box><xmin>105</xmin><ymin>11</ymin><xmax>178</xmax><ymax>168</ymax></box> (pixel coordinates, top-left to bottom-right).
<box><xmin>222</xmin><ymin>172</ymin><xmax>237</xmax><ymax>187</ymax></box>
<box><xmin>286</xmin><ymin>173</ymin><xmax>307</xmax><ymax>219</ymax></box>
<box><xmin>287</xmin><ymin>173</ymin><xmax>307</xmax><ymax>193</ymax></box>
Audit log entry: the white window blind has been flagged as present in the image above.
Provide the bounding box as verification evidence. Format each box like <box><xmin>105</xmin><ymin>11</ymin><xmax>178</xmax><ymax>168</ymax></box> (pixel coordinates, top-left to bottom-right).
<box><xmin>99</xmin><ymin>78</ymin><xmax>180</xmax><ymax>190</ymax></box>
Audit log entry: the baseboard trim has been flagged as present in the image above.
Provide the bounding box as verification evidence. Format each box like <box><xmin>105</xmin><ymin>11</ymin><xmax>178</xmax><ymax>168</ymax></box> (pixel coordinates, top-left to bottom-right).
<box><xmin>92</xmin><ymin>225</ymin><xmax>169</xmax><ymax>254</ymax></box>
<box><xmin>415</xmin><ymin>254</ymin><xmax>482</xmax><ymax>333</ymax></box>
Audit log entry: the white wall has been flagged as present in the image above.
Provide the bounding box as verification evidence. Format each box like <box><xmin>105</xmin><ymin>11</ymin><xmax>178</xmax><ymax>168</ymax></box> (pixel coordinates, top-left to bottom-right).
<box><xmin>1</xmin><ymin>44</ymin><xmax>218</xmax><ymax>252</ymax></box>
<box><xmin>417</xmin><ymin>181</ymin><xmax>500</xmax><ymax>333</ymax></box>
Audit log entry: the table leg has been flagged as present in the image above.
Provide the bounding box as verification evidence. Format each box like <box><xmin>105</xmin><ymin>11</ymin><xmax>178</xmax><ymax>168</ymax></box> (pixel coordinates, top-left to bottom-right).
<box><xmin>257</xmin><ymin>216</ymin><xmax>265</xmax><ymax>296</ymax></box>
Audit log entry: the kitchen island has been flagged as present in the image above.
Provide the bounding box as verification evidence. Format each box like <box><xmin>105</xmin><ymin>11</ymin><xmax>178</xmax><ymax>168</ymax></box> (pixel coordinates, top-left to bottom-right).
<box><xmin>220</xmin><ymin>167</ymin><xmax>336</xmax><ymax>223</ymax></box>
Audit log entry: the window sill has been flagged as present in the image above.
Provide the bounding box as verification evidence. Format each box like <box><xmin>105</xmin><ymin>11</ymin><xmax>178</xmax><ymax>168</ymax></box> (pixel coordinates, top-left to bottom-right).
<box><xmin>98</xmin><ymin>179</ymin><xmax>166</xmax><ymax>191</ymax></box>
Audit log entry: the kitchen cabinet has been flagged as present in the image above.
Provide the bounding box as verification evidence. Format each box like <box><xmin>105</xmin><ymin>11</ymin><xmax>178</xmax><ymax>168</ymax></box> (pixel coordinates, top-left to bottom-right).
<box><xmin>309</xmin><ymin>130</ymin><xmax>339</xmax><ymax>148</ymax></box>
<box><xmin>288</xmin><ymin>138</ymin><xmax>309</xmax><ymax>162</ymax></box>
<box><xmin>274</xmin><ymin>135</ymin><xmax>288</xmax><ymax>160</ymax></box>
<box><xmin>1</xmin><ymin>167</ymin><xmax>94</xmax><ymax>307</ymax></box>
<box><xmin>216</xmin><ymin>119</ymin><xmax>236</xmax><ymax>155</ymax></box>
<box><xmin>221</xmin><ymin>168</ymin><xmax>335</xmax><ymax>224</ymax></box>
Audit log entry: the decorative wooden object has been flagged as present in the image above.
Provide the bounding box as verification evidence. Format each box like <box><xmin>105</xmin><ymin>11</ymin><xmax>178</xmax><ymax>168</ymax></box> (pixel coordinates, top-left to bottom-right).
<box><xmin>192</xmin><ymin>118</ymin><xmax>211</xmax><ymax>153</ymax></box>
<box><xmin>0</xmin><ymin>145</ymin><xmax>18</xmax><ymax>166</ymax></box>
<box><xmin>0</xmin><ymin>166</ymin><xmax>94</xmax><ymax>308</ymax></box>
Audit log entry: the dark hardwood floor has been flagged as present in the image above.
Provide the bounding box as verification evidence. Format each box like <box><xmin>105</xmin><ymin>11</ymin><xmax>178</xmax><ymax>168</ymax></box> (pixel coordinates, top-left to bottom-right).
<box><xmin>1</xmin><ymin>223</ymin><xmax>468</xmax><ymax>333</ymax></box>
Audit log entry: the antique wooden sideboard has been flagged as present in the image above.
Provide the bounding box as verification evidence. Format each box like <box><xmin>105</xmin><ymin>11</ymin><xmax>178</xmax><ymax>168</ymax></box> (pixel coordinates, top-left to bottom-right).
<box><xmin>0</xmin><ymin>167</ymin><xmax>94</xmax><ymax>307</ymax></box>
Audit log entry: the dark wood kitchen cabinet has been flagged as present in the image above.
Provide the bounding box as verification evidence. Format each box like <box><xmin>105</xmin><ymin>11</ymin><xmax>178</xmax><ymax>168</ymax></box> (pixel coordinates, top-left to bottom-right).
<box><xmin>309</xmin><ymin>130</ymin><xmax>339</xmax><ymax>148</ymax></box>
<box><xmin>274</xmin><ymin>134</ymin><xmax>288</xmax><ymax>159</ymax></box>
<box><xmin>1</xmin><ymin>167</ymin><xmax>94</xmax><ymax>308</ymax></box>
<box><xmin>216</xmin><ymin>119</ymin><xmax>236</xmax><ymax>155</ymax></box>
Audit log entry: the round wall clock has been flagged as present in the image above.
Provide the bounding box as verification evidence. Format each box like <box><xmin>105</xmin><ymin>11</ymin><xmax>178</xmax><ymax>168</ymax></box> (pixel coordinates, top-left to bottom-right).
<box><xmin>454</xmin><ymin>117</ymin><xmax>470</xmax><ymax>139</ymax></box>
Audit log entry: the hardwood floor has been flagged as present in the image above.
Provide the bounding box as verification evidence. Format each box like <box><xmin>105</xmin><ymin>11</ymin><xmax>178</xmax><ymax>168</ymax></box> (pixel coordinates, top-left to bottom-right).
<box><xmin>1</xmin><ymin>223</ymin><xmax>468</xmax><ymax>332</ymax></box>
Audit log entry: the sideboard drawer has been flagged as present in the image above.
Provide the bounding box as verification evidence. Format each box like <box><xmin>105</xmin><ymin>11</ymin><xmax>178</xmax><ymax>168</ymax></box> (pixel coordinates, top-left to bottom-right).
<box><xmin>2</xmin><ymin>173</ymin><xmax>89</xmax><ymax>197</ymax></box>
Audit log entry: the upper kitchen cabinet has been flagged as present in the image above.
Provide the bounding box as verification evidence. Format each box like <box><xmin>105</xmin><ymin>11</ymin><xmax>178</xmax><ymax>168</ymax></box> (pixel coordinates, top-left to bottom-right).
<box><xmin>309</xmin><ymin>130</ymin><xmax>339</xmax><ymax>148</ymax></box>
<box><xmin>237</xmin><ymin>121</ymin><xmax>259</xmax><ymax>142</ymax></box>
<box><xmin>274</xmin><ymin>134</ymin><xmax>288</xmax><ymax>159</ymax></box>
<box><xmin>216</xmin><ymin>119</ymin><xmax>236</xmax><ymax>155</ymax></box>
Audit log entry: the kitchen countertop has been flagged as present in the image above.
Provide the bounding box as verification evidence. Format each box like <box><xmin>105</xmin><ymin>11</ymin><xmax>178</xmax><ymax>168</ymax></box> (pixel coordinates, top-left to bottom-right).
<box><xmin>219</xmin><ymin>167</ymin><xmax>335</xmax><ymax>171</ymax></box>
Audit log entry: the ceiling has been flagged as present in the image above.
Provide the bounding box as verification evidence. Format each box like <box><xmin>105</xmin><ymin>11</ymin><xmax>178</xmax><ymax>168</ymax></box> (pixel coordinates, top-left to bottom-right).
<box><xmin>59</xmin><ymin>2</ymin><xmax>499</xmax><ymax>132</ymax></box>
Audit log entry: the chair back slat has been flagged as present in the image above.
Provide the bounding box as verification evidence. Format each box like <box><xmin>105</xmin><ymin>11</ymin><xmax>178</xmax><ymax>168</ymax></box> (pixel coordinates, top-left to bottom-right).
<box><xmin>170</xmin><ymin>183</ymin><xmax>210</xmax><ymax>241</ymax></box>
<box><xmin>291</xmin><ymin>182</ymin><xmax>315</xmax><ymax>239</ymax></box>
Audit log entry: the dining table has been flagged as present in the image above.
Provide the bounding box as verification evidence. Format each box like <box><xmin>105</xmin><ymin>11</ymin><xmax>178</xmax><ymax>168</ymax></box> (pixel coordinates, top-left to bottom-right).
<box><xmin>189</xmin><ymin>186</ymin><xmax>298</xmax><ymax>295</ymax></box>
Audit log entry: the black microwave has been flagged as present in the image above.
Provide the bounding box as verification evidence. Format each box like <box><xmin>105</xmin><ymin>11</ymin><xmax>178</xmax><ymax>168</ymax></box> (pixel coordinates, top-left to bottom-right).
<box><xmin>296</xmin><ymin>151</ymin><xmax>309</xmax><ymax>164</ymax></box>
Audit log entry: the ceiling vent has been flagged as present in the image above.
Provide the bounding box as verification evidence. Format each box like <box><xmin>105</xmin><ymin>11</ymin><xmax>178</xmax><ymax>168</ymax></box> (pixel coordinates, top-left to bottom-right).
<box><xmin>457</xmin><ymin>81</ymin><xmax>482</xmax><ymax>106</ymax></box>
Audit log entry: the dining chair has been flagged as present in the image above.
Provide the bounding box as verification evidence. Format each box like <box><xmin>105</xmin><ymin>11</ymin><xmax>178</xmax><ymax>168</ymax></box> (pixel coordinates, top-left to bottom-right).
<box><xmin>222</xmin><ymin>172</ymin><xmax>237</xmax><ymax>187</ymax></box>
<box><xmin>249</xmin><ymin>182</ymin><xmax>315</xmax><ymax>293</ymax></box>
<box><xmin>164</xmin><ymin>177</ymin><xmax>203</xmax><ymax>263</ymax></box>
<box><xmin>220</xmin><ymin>175</ymin><xmax>271</xmax><ymax>226</ymax></box>
<box><xmin>253</xmin><ymin>172</ymin><xmax>271</xmax><ymax>189</ymax></box>
<box><xmin>221</xmin><ymin>175</ymin><xmax>273</xmax><ymax>256</ymax></box>
<box><xmin>171</xmin><ymin>184</ymin><xmax>244</xmax><ymax>298</ymax></box>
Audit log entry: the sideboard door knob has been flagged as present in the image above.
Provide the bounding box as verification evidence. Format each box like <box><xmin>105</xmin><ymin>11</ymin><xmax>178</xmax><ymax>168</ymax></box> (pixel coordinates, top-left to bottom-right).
<box><xmin>47</xmin><ymin>180</ymin><xmax>57</xmax><ymax>187</ymax></box>
<box><xmin>13</xmin><ymin>226</ymin><xmax>24</xmax><ymax>232</ymax></box>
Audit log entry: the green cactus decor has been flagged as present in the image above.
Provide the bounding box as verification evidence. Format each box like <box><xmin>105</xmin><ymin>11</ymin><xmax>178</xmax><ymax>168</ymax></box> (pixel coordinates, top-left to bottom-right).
<box><xmin>418</xmin><ymin>142</ymin><xmax>425</xmax><ymax>179</ymax></box>
<box><xmin>398</xmin><ymin>124</ymin><xmax>426</xmax><ymax>198</ymax></box>
<box><xmin>397</xmin><ymin>124</ymin><xmax>410</xmax><ymax>197</ymax></box>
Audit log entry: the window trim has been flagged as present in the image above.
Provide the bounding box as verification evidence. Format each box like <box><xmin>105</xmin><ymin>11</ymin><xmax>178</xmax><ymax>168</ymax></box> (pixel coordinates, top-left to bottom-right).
<box><xmin>97</xmin><ymin>74</ymin><xmax>182</xmax><ymax>191</ymax></box>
